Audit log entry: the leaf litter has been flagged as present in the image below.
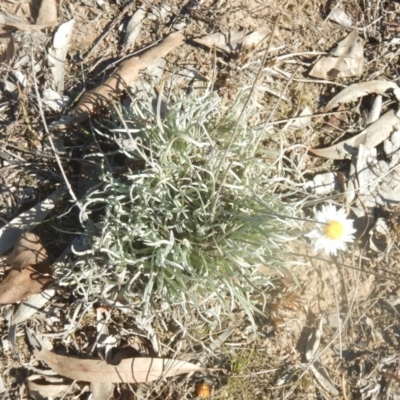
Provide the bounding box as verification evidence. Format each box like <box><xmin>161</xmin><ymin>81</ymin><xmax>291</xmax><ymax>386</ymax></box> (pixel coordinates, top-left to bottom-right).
<box><xmin>324</xmin><ymin>80</ymin><xmax>400</xmax><ymax>112</ymax></box>
<box><xmin>2</xmin><ymin>0</ymin><xmax>397</xmax><ymax>398</ymax></box>
<box><xmin>194</xmin><ymin>26</ymin><xmax>271</xmax><ymax>54</ymax></box>
<box><xmin>310</xmin><ymin>109</ymin><xmax>400</xmax><ymax>159</ymax></box>
<box><xmin>308</xmin><ymin>30</ymin><xmax>364</xmax><ymax>79</ymax></box>
<box><xmin>0</xmin><ymin>0</ymin><xmax>58</xmax><ymax>31</ymax></box>
<box><xmin>48</xmin><ymin>19</ymin><xmax>75</xmax><ymax>94</ymax></box>
<box><xmin>0</xmin><ymin>232</ymin><xmax>53</xmax><ymax>306</ymax></box>
<box><xmin>57</xmin><ymin>31</ymin><xmax>185</xmax><ymax>127</ymax></box>
<box><xmin>25</xmin><ymin>374</ymin><xmax>70</xmax><ymax>400</ymax></box>
<box><xmin>33</xmin><ymin>346</ymin><xmax>205</xmax><ymax>384</ymax></box>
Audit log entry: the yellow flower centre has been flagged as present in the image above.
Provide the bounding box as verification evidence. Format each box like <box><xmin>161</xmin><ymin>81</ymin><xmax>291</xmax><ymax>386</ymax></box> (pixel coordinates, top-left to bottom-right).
<box><xmin>324</xmin><ymin>220</ymin><xmax>344</xmax><ymax>240</ymax></box>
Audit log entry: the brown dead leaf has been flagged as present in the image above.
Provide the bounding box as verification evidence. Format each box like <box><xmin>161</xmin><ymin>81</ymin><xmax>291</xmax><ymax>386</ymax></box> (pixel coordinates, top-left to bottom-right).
<box><xmin>6</xmin><ymin>232</ymin><xmax>50</xmax><ymax>271</ymax></box>
<box><xmin>33</xmin><ymin>347</ymin><xmax>204</xmax><ymax>383</ymax></box>
<box><xmin>0</xmin><ymin>233</ymin><xmax>53</xmax><ymax>306</ymax></box>
<box><xmin>36</xmin><ymin>0</ymin><xmax>57</xmax><ymax>26</ymax></box>
<box><xmin>67</xmin><ymin>32</ymin><xmax>184</xmax><ymax>126</ymax></box>
<box><xmin>324</xmin><ymin>80</ymin><xmax>399</xmax><ymax>112</ymax></box>
<box><xmin>0</xmin><ymin>266</ymin><xmax>54</xmax><ymax>305</ymax></box>
<box><xmin>309</xmin><ymin>30</ymin><xmax>363</xmax><ymax>79</ymax></box>
<box><xmin>25</xmin><ymin>375</ymin><xmax>69</xmax><ymax>400</ymax></box>
<box><xmin>310</xmin><ymin>109</ymin><xmax>400</xmax><ymax>159</ymax></box>
<box><xmin>194</xmin><ymin>27</ymin><xmax>270</xmax><ymax>54</ymax></box>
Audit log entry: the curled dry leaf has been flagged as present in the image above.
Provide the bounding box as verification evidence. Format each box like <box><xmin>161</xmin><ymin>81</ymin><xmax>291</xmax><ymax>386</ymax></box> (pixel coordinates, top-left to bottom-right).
<box><xmin>309</xmin><ymin>30</ymin><xmax>363</xmax><ymax>79</ymax></box>
<box><xmin>325</xmin><ymin>80</ymin><xmax>400</xmax><ymax>112</ymax></box>
<box><xmin>0</xmin><ymin>233</ymin><xmax>53</xmax><ymax>306</ymax></box>
<box><xmin>0</xmin><ymin>266</ymin><xmax>54</xmax><ymax>306</ymax></box>
<box><xmin>310</xmin><ymin>109</ymin><xmax>400</xmax><ymax>159</ymax></box>
<box><xmin>194</xmin><ymin>27</ymin><xmax>270</xmax><ymax>54</ymax></box>
<box><xmin>33</xmin><ymin>347</ymin><xmax>204</xmax><ymax>383</ymax></box>
<box><xmin>6</xmin><ymin>232</ymin><xmax>49</xmax><ymax>271</ymax></box>
<box><xmin>25</xmin><ymin>375</ymin><xmax>69</xmax><ymax>400</ymax></box>
<box><xmin>48</xmin><ymin>20</ymin><xmax>75</xmax><ymax>93</ymax></box>
<box><xmin>328</xmin><ymin>9</ymin><xmax>352</xmax><ymax>27</ymax></box>
<box><xmin>65</xmin><ymin>32</ymin><xmax>184</xmax><ymax>126</ymax></box>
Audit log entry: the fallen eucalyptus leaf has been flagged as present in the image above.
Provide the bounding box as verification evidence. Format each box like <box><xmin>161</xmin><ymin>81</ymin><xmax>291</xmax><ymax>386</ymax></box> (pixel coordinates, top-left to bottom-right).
<box><xmin>0</xmin><ymin>266</ymin><xmax>54</xmax><ymax>306</ymax></box>
<box><xmin>48</xmin><ymin>20</ymin><xmax>75</xmax><ymax>93</ymax></box>
<box><xmin>6</xmin><ymin>232</ymin><xmax>50</xmax><ymax>271</ymax></box>
<box><xmin>9</xmin><ymin>231</ymin><xmax>89</xmax><ymax>326</ymax></box>
<box><xmin>328</xmin><ymin>9</ymin><xmax>352</xmax><ymax>27</ymax></box>
<box><xmin>36</xmin><ymin>0</ymin><xmax>57</xmax><ymax>26</ymax></box>
<box><xmin>350</xmin><ymin>140</ymin><xmax>400</xmax><ymax>210</ymax></box>
<box><xmin>25</xmin><ymin>375</ymin><xmax>69</xmax><ymax>400</ymax></box>
<box><xmin>0</xmin><ymin>233</ymin><xmax>53</xmax><ymax>306</ymax></box>
<box><xmin>33</xmin><ymin>347</ymin><xmax>204</xmax><ymax>383</ymax></box>
<box><xmin>65</xmin><ymin>32</ymin><xmax>184</xmax><ymax>126</ymax></box>
<box><xmin>11</xmin><ymin>289</ymin><xmax>56</xmax><ymax>326</ymax></box>
<box><xmin>309</xmin><ymin>30</ymin><xmax>363</xmax><ymax>79</ymax></box>
<box><xmin>310</xmin><ymin>109</ymin><xmax>400</xmax><ymax>159</ymax></box>
<box><xmin>194</xmin><ymin>27</ymin><xmax>270</xmax><ymax>54</ymax></box>
<box><xmin>0</xmin><ymin>187</ymin><xmax>65</xmax><ymax>255</ymax></box>
<box><xmin>325</xmin><ymin>80</ymin><xmax>400</xmax><ymax>112</ymax></box>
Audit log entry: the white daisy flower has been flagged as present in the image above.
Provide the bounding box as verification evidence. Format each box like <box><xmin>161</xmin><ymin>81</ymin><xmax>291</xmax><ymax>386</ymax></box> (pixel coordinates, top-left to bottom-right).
<box><xmin>306</xmin><ymin>204</ymin><xmax>357</xmax><ymax>256</ymax></box>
